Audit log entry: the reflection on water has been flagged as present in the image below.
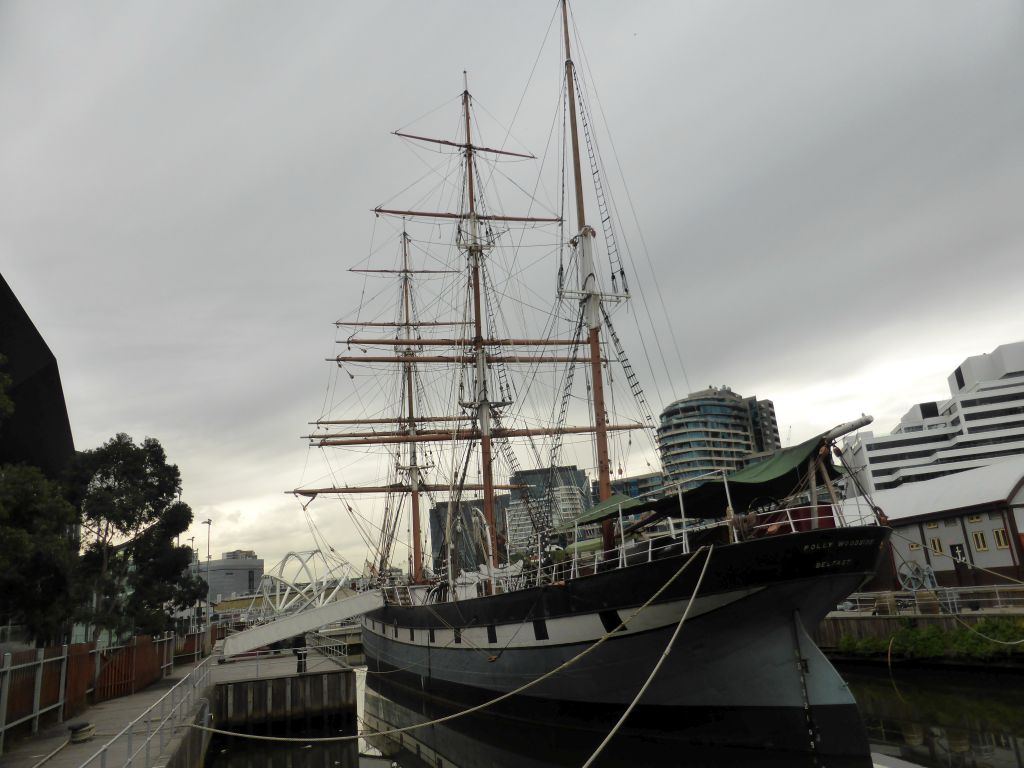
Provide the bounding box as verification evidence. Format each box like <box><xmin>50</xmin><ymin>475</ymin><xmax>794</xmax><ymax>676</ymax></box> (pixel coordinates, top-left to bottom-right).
<box><xmin>842</xmin><ymin>663</ymin><xmax>1024</xmax><ymax>768</ymax></box>
<box><xmin>360</xmin><ymin>672</ymin><xmax>872</xmax><ymax>768</ymax></box>
<box><xmin>205</xmin><ymin>715</ymin><xmax>360</xmax><ymax>768</ymax></box>
<box><xmin>201</xmin><ymin>664</ymin><xmax>1024</xmax><ymax>768</ymax></box>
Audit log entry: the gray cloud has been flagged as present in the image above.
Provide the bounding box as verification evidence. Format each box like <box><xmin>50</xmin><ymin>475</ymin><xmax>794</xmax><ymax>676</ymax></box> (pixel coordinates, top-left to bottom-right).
<box><xmin>2</xmin><ymin>1</ymin><xmax>1022</xmax><ymax>567</ymax></box>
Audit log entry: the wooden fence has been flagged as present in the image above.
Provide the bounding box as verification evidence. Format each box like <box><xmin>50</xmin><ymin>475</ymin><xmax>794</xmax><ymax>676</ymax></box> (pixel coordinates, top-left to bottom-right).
<box><xmin>0</xmin><ymin>633</ymin><xmax>177</xmax><ymax>754</ymax></box>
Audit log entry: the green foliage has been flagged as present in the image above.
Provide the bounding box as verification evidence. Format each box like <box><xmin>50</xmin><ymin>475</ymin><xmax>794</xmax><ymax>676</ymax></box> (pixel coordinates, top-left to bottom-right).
<box><xmin>0</xmin><ymin>464</ymin><xmax>78</xmax><ymax>643</ymax></box>
<box><xmin>837</xmin><ymin>633</ymin><xmax>889</xmax><ymax>655</ymax></box>
<box><xmin>837</xmin><ymin>617</ymin><xmax>1024</xmax><ymax>662</ymax></box>
<box><xmin>69</xmin><ymin>433</ymin><xmax>198</xmax><ymax>638</ymax></box>
<box><xmin>68</xmin><ymin>433</ymin><xmax>182</xmax><ymax>541</ymax></box>
<box><xmin>127</xmin><ymin>501</ymin><xmax>206</xmax><ymax>634</ymax></box>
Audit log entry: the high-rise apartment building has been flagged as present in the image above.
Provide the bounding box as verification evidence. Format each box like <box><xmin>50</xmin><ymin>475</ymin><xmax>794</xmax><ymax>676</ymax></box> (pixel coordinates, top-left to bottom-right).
<box><xmin>506</xmin><ymin>466</ymin><xmax>591</xmax><ymax>555</ymax></box>
<box><xmin>658</xmin><ymin>386</ymin><xmax>781</xmax><ymax>489</ymax></box>
<box><xmin>843</xmin><ymin>342</ymin><xmax>1024</xmax><ymax>494</ymax></box>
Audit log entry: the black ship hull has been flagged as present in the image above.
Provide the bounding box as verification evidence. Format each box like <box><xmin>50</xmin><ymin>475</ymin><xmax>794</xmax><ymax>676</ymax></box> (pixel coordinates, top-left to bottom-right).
<box><xmin>362</xmin><ymin>525</ymin><xmax>890</xmax><ymax>754</ymax></box>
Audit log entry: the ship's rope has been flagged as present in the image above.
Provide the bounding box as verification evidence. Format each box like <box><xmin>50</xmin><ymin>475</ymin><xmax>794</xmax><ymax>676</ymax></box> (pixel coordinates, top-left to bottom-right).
<box><xmin>836</xmin><ymin>441</ymin><xmax>1024</xmax><ymax>647</ymax></box>
<box><xmin>188</xmin><ymin>545</ymin><xmax>711</xmax><ymax>743</ymax></box>
<box><xmin>835</xmin><ymin>456</ymin><xmax>1024</xmax><ymax>651</ymax></box>
<box><xmin>880</xmin><ymin>528</ymin><xmax>1024</xmax><ymax>647</ymax></box>
<box><xmin>834</xmin><ymin>444</ymin><xmax>1024</xmax><ymax>589</ymax></box>
<box><xmin>829</xmin><ymin>451</ymin><xmax>1024</xmax><ymax>651</ymax></box>
<box><xmin>884</xmin><ymin>527</ymin><xmax>1024</xmax><ymax>589</ymax></box>
<box><xmin>886</xmin><ymin>637</ymin><xmax>908</xmax><ymax>704</ymax></box>
<box><xmin>581</xmin><ymin>544</ymin><xmax>714</xmax><ymax>768</ymax></box>
<box><xmin>566</xmin><ymin>2</ymin><xmax>690</xmax><ymax>401</ymax></box>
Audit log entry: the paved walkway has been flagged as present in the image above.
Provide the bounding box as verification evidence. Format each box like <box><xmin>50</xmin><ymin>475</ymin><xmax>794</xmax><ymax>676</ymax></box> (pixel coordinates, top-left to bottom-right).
<box><xmin>0</xmin><ymin>650</ymin><xmax>349</xmax><ymax>768</ymax></box>
<box><xmin>0</xmin><ymin>659</ymin><xmax>201</xmax><ymax>768</ymax></box>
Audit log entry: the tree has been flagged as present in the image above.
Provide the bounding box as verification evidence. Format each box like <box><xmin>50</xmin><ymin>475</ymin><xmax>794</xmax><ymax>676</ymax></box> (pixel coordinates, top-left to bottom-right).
<box><xmin>68</xmin><ymin>433</ymin><xmax>203</xmax><ymax>639</ymax></box>
<box><xmin>127</xmin><ymin>501</ymin><xmax>207</xmax><ymax>634</ymax></box>
<box><xmin>0</xmin><ymin>464</ymin><xmax>78</xmax><ymax>643</ymax></box>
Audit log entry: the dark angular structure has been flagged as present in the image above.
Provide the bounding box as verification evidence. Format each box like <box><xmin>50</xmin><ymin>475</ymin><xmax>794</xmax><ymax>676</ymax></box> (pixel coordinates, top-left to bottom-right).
<box><xmin>0</xmin><ymin>274</ymin><xmax>75</xmax><ymax>476</ymax></box>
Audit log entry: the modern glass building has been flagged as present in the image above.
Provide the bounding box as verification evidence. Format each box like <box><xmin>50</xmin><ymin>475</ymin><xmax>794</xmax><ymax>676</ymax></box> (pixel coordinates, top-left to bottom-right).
<box><xmin>658</xmin><ymin>386</ymin><xmax>781</xmax><ymax>490</ymax></box>
<box><xmin>506</xmin><ymin>465</ymin><xmax>591</xmax><ymax>555</ymax></box>
<box><xmin>591</xmin><ymin>471</ymin><xmax>665</xmax><ymax>505</ymax></box>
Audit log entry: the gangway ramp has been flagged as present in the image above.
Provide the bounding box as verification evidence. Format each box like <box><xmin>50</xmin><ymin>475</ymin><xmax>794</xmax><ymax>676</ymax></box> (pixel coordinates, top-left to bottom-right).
<box><xmin>222</xmin><ymin>589</ymin><xmax>383</xmax><ymax>657</ymax></box>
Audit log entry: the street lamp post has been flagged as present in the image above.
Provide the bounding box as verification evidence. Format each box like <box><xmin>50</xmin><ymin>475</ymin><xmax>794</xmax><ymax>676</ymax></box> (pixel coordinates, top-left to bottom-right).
<box><xmin>202</xmin><ymin>519</ymin><xmax>212</xmax><ymax>633</ymax></box>
<box><xmin>188</xmin><ymin>535</ymin><xmax>197</xmax><ymax>632</ymax></box>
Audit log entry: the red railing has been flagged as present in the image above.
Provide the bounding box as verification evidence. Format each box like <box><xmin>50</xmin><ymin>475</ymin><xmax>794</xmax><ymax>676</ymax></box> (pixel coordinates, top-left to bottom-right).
<box><xmin>0</xmin><ymin>633</ymin><xmax>178</xmax><ymax>754</ymax></box>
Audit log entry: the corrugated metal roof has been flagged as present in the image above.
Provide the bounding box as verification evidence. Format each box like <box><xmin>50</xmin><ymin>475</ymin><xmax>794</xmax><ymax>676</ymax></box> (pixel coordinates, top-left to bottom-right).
<box><xmin>841</xmin><ymin>454</ymin><xmax>1024</xmax><ymax>521</ymax></box>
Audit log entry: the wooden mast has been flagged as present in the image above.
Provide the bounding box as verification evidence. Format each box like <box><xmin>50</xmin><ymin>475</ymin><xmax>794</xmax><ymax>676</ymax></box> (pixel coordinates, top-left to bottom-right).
<box><xmin>461</xmin><ymin>73</ymin><xmax>501</xmax><ymax>568</ymax></box>
<box><xmin>400</xmin><ymin>231</ymin><xmax>424</xmax><ymax>583</ymax></box>
<box><xmin>562</xmin><ymin>2</ymin><xmax>613</xmax><ymax>506</ymax></box>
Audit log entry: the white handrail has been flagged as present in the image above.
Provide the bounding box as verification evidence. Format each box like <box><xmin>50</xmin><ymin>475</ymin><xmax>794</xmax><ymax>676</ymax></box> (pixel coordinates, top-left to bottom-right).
<box><xmin>79</xmin><ymin>656</ymin><xmax>213</xmax><ymax>768</ymax></box>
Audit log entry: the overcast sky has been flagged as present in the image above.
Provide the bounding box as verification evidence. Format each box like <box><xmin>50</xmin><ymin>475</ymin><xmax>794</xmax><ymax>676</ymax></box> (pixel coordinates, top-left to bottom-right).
<box><xmin>2</xmin><ymin>1</ymin><xmax>1022</xmax><ymax>574</ymax></box>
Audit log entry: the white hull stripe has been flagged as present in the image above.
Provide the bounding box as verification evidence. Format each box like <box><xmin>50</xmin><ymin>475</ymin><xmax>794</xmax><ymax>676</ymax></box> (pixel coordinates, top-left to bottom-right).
<box><xmin>362</xmin><ymin>586</ymin><xmax>763</xmax><ymax>650</ymax></box>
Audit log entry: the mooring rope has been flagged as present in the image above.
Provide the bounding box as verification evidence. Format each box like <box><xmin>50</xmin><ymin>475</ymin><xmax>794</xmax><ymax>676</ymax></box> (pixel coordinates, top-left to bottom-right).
<box><xmin>885</xmin><ymin>637</ymin><xmax>908</xmax><ymax>704</ymax></box>
<box><xmin>888</xmin><ymin>528</ymin><xmax>1024</xmax><ymax>588</ymax></box>
<box><xmin>188</xmin><ymin>545</ymin><xmax>711</xmax><ymax>744</ymax></box>
<box><xmin>884</xmin><ymin>528</ymin><xmax>1024</xmax><ymax>646</ymax></box>
<box><xmin>581</xmin><ymin>544</ymin><xmax>714</xmax><ymax>768</ymax></box>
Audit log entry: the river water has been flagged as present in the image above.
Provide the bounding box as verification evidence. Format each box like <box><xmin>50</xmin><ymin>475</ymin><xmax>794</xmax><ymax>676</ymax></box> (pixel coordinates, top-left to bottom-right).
<box><xmin>840</xmin><ymin>662</ymin><xmax>1024</xmax><ymax>768</ymax></box>
<box><xmin>207</xmin><ymin>662</ymin><xmax>1024</xmax><ymax>768</ymax></box>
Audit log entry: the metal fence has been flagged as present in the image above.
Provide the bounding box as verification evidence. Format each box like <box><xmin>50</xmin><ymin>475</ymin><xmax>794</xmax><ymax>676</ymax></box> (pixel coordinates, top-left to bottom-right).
<box><xmin>306</xmin><ymin>631</ymin><xmax>351</xmax><ymax>667</ymax></box>
<box><xmin>0</xmin><ymin>634</ymin><xmax>175</xmax><ymax>754</ymax></box>
<box><xmin>837</xmin><ymin>584</ymin><xmax>1024</xmax><ymax>615</ymax></box>
<box><xmin>78</xmin><ymin>655</ymin><xmax>213</xmax><ymax>768</ymax></box>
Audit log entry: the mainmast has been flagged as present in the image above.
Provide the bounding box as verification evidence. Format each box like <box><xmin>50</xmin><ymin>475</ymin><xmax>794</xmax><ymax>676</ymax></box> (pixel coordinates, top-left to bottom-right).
<box><xmin>461</xmin><ymin>72</ymin><xmax>500</xmax><ymax>569</ymax></box>
<box><xmin>562</xmin><ymin>0</ymin><xmax>612</xmax><ymax>505</ymax></box>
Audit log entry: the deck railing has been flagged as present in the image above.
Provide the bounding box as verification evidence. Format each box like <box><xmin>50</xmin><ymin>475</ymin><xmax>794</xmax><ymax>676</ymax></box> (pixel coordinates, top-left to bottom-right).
<box><xmin>403</xmin><ymin>496</ymin><xmax>872</xmax><ymax>603</ymax></box>
<box><xmin>837</xmin><ymin>584</ymin><xmax>1024</xmax><ymax>615</ymax></box>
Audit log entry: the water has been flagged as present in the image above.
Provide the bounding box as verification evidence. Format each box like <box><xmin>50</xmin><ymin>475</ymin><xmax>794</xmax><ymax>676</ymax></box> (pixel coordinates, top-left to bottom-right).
<box><xmin>206</xmin><ymin>663</ymin><xmax>1024</xmax><ymax>767</ymax></box>
<box><xmin>840</xmin><ymin>662</ymin><xmax>1024</xmax><ymax>768</ymax></box>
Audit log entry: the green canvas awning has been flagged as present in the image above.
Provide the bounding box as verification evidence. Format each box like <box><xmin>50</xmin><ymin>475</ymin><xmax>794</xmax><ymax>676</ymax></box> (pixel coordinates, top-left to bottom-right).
<box><xmin>564</xmin><ymin>536</ymin><xmax>605</xmax><ymax>554</ymax></box>
<box><xmin>677</xmin><ymin>431</ymin><xmax>837</xmax><ymax>518</ymax></box>
<box><xmin>555</xmin><ymin>493</ymin><xmax>639</xmax><ymax>533</ymax></box>
<box><xmin>555</xmin><ymin>428</ymin><xmax>840</xmax><ymax>532</ymax></box>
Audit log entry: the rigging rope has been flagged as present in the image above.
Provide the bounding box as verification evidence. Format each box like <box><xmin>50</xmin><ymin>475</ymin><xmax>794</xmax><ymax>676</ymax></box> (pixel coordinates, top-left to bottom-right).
<box><xmin>190</xmin><ymin>545</ymin><xmax>712</xmax><ymax>744</ymax></box>
<box><xmin>568</xmin><ymin>4</ymin><xmax>690</xmax><ymax>398</ymax></box>
<box><xmin>833</xmin><ymin>444</ymin><xmax>1024</xmax><ymax>647</ymax></box>
<box><xmin>582</xmin><ymin>544</ymin><xmax>715</xmax><ymax>768</ymax></box>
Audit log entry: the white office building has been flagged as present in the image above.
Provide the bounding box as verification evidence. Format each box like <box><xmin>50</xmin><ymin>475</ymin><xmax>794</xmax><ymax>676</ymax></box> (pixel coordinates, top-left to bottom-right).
<box><xmin>190</xmin><ymin>549</ymin><xmax>264</xmax><ymax>604</ymax></box>
<box><xmin>843</xmin><ymin>341</ymin><xmax>1024</xmax><ymax>494</ymax></box>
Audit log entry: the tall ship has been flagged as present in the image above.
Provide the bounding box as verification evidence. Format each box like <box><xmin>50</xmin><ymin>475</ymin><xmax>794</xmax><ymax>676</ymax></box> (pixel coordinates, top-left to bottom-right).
<box><xmin>292</xmin><ymin>2</ymin><xmax>890</xmax><ymax>757</ymax></box>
